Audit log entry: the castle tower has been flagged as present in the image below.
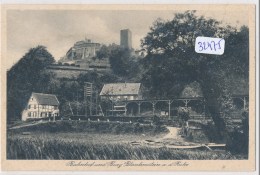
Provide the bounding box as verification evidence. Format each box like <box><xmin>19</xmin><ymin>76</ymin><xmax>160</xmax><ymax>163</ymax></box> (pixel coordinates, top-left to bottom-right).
<box><xmin>120</xmin><ymin>29</ymin><xmax>132</xmax><ymax>49</ymax></box>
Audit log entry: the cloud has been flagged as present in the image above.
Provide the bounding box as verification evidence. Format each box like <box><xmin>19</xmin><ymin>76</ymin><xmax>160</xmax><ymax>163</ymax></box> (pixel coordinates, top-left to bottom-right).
<box><xmin>6</xmin><ymin>10</ymin><xmax>248</xmax><ymax>69</ymax></box>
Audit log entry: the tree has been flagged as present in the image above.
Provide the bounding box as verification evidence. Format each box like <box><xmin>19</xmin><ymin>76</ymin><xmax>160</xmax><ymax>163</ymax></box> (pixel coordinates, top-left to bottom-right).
<box><xmin>109</xmin><ymin>46</ymin><xmax>131</xmax><ymax>76</ymax></box>
<box><xmin>141</xmin><ymin>11</ymin><xmax>249</xmax><ymax>141</ymax></box>
<box><xmin>7</xmin><ymin>46</ymin><xmax>55</xmax><ymax>121</ymax></box>
<box><xmin>96</xmin><ymin>45</ymin><xmax>109</xmax><ymax>59</ymax></box>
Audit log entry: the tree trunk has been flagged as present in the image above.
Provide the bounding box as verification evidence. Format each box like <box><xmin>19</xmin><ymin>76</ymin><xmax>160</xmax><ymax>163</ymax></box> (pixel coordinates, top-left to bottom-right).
<box><xmin>200</xmin><ymin>82</ymin><xmax>230</xmax><ymax>143</ymax></box>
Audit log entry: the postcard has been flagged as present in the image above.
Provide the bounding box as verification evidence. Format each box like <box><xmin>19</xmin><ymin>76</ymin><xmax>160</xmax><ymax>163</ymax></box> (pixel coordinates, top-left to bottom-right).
<box><xmin>1</xmin><ymin>4</ymin><xmax>256</xmax><ymax>171</ymax></box>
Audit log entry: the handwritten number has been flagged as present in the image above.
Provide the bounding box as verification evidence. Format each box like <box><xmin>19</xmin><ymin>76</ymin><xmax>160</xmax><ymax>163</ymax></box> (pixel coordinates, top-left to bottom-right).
<box><xmin>196</xmin><ymin>37</ymin><xmax>224</xmax><ymax>55</ymax></box>
<box><xmin>198</xmin><ymin>42</ymin><xmax>203</xmax><ymax>51</ymax></box>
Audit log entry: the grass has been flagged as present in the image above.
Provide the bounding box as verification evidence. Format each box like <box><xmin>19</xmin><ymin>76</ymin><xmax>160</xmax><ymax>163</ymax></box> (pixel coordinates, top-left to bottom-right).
<box><xmin>7</xmin><ymin>134</ymin><xmax>241</xmax><ymax>160</ymax></box>
<box><xmin>7</xmin><ymin>121</ymin><xmax>247</xmax><ymax>160</ymax></box>
<box><xmin>9</xmin><ymin>120</ymin><xmax>168</xmax><ymax>135</ymax></box>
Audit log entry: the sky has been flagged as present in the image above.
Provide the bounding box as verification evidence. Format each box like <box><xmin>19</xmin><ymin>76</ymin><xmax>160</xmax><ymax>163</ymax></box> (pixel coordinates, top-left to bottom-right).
<box><xmin>6</xmin><ymin>9</ymin><xmax>248</xmax><ymax>69</ymax></box>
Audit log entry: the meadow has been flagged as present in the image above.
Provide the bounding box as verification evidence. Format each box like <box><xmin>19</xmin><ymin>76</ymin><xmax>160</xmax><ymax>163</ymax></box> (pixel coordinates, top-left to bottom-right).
<box><xmin>7</xmin><ymin>121</ymin><xmax>246</xmax><ymax>160</ymax></box>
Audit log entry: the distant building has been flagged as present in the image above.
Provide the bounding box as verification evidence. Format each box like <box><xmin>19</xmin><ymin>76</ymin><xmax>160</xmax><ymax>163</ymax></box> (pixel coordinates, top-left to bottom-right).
<box><xmin>58</xmin><ymin>38</ymin><xmax>111</xmax><ymax>70</ymax></box>
<box><xmin>21</xmin><ymin>93</ymin><xmax>59</xmax><ymax>121</ymax></box>
<box><xmin>120</xmin><ymin>29</ymin><xmax>132</xmax><ymax>49</ymax></box>
<box><xmin>65</xmin><ymin>38</ymin><xmax>101</xmax><ymax>60</ymax></box>
<box><xmin>100</xmin><ymin>83</ymin><xmax>142</xmax><ymax>101</ymax></box>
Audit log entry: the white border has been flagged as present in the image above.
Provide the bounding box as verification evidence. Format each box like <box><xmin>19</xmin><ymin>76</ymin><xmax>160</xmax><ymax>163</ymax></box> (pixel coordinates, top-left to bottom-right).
<box><xmin>0</xmin><ymin>0</ymin><xmax>258</xmax><ymax>4</ymax></box>
<box><xmin>0</xmin><ymin>0</ymin><xmax>259</xmax><ymax>175</ymax></box>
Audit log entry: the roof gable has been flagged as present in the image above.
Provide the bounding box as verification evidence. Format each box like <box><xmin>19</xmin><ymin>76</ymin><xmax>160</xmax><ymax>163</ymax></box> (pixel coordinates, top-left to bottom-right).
<box><xmin>100</xmin><ymin>83</ymin><xmax>141</xmax><ymax>96</ymax></box>
<box><xmin>32</xmin><ymin>93</ymin><xmax>59</xmax><ymax>106</ymax></box>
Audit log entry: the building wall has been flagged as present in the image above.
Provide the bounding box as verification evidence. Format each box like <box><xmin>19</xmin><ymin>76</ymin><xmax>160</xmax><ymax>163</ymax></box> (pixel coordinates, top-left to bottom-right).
<box><xmin>101</xmin><ymin>95</ymin><xmax>139</xmax><ymax>101</ymax></box>
<box><xmin>64</xmin><ymin>40</ymin><xmax>101</xmax><ymax>61</ymax></box>
<box><xmin>22</xmin><ymin>96</ymin><xmax>59</xmax><ymax>121</ymax></box>
<box><xmin>73</xmin><ymin>42</ymin><xmax>100</xmax><ymax>60</ymax></box>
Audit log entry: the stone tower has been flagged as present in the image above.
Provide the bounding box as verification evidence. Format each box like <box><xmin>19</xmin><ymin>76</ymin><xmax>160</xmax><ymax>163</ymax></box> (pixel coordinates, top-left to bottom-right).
<box><xmin>120</xmin><ymin>29</ymin><xmax>132</xmax><ymax>49</ymax></box>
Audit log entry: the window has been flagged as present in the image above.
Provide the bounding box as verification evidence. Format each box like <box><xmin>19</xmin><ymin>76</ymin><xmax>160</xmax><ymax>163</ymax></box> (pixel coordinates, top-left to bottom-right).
<box><xmin>28</xmin><ymin>112</ymin><xmax>31</xmax><ymax>117</ymax></box>
<box><xmin>42</xmin><ymin>105</ymin><xmax>45</xmax><ymax>109</ymax></box>
<box><xmin>34</xmin><ymin>105</ymin><xmax>36</xmax><ymax>109</ymax></box>
<box><xmin>28</xmin><ymin>105</ymin><xmax>31</xmax><ymax>109</ymax></box>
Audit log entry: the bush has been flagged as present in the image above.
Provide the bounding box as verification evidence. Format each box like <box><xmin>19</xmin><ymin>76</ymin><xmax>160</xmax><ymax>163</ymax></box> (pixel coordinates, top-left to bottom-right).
<box><xmin>226</xmin><ymin>111</ymin><xmax>249</xmax><ymax>154</ymax></box>
<box><xmin>152</xmin><ymin>115</ymin><xmax>161</xmax><ymax>125</ymax></box>
<box><xmin>9</xmin><ymin>121</ymin><xmax>168</xmax><ymax>135</ymax></box>
<box><xmin>178</xmin><ymin>109</ymin><xmax>190</xmax><ymax>122</ymax></box>
<box><xmin>201</xmin><ymin>122</ymin><xmax>222</xmax><ymax>143</ymax></box>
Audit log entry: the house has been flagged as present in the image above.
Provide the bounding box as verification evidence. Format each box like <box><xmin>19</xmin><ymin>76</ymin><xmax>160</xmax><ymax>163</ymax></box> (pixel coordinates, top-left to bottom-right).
<box><xmin>100</xmin><ymin>83</ymin><xmax>142</xmax><ymax>101</ymax></box>
<box><xmin>21</xmin><ymin>93</ymin><xmax>60</xmax><ymax>121</ymax></box>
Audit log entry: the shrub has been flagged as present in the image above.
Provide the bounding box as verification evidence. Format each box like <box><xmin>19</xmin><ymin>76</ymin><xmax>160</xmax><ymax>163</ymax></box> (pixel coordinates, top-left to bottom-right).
<box><xmin>152</xmin><ymin>115</ymin><xmax>161</xmax><ymax>125</ymax></box>
<box><xmin>226</xmin><ymin>111</ymin><xmax>249</xmax><ymax>154</ymax></box>
<box><xmin>9</xmin><ymin>121</ymin><xmax>168</xmax><ymax>135</ymax></box>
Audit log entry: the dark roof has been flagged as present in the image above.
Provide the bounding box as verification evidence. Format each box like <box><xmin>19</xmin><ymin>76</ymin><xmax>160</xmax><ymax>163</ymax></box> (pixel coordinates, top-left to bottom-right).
<box><xmin>100</xmin><ymin>83</ymin><xmax>141</xmax><ymax>96</ymax></box>
<box><xmin>32</xmin><ymin>93</ymin><xmax>59</xmax><ymax>106</ymax></box>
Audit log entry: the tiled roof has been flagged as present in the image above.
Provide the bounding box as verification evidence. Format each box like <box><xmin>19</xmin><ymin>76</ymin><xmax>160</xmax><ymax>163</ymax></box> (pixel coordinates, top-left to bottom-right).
<box><xmin>100</xmin><ymin>83</ymin><xmax>141</xmax><ymax>96</ymax></box>
<box><xmin>32</xmin><ymin>93</ymin><xmax>59</xmax><ymax>106</ymax></box>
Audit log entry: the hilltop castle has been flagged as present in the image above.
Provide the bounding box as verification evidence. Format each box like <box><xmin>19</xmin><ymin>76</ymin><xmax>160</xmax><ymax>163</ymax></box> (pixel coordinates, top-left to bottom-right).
<box><xmin>57</xmin><ymin>29</ymin><xmax>135</xmax><ymax>71</ymax></box>
<box><xmin>58</xmin><ymin>38</ymin><xmax>110</xmax><ymax>70</ymax></box>
<box><xmin>63</xmin><ymin>38</ymin><xmax>101</xmax><ymax>60</ymax></box>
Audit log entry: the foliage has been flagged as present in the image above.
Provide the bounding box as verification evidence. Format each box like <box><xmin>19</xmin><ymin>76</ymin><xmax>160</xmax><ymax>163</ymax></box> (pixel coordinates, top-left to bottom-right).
<box><xmin>201</xmin><ymin>122</ymin><xmax>223</xmax><ymax>143</ymax></box>
<box><xmin>109</xmin><ymin>46</ymin><xmax>131</xmax><ymax>76</ymax></box>
<box><xmin>226</xmin><ymin>111</ymin><xmax>249</xmax><ymax>154</ymax></box>
<box><xmin>152</xmin><ymin>115</ymin><xmax>161</xmax><ymax>125</ymax></box>
<box><xmin>140</xmin><ymin>10</ymin><xmax>249</xmax><ymax>140</ymax></box>
<box><xmin>96</xmin><ymin>45</ymin><xmax>110</xmax><ymax>59</ymax></box>
<box><xmin>177</xmin><ymin>108</ymin><xmax>190</xmax><ymax>122</ymax></box>
<box><xmin>10</xmin><ymin>120</ymin><xmax>168</xmax><ymax>135</ymax></box>
<box><xmin>96</xmin><ymin>44</ymin><xmax>142</xmax><ymax>79</ymax></box>
<box><xmin>180</xmin><ymin>81</ymin><xmax>203</xmax><ymax>98</ymax></box>
<box><xmin>7</xmin><ymin>46</ymin><xmax>55</xmax><ymax>121</ymax></box>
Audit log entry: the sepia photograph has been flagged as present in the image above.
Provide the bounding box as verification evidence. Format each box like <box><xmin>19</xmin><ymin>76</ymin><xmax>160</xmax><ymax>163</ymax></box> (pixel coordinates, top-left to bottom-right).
<box><xmin>1</xmin><ymin>4</ymin><xmax>256</xmax><ymax>171</ymax></box>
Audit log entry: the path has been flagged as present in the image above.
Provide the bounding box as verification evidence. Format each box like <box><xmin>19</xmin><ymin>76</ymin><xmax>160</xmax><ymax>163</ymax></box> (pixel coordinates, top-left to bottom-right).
<box><xmin>162</xmin><ymin>127</ymin><xmax>183</xmax><ymax>140</ymax></box>
<box><xmin>130</xmin><ymin>126</ymin><xmax>225</xmax><ymax>149</ymax></box>
<box><xmin>9</xmin><ymin>120</ymin><xmax>48</xmax><ymax>130</ymax></box>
